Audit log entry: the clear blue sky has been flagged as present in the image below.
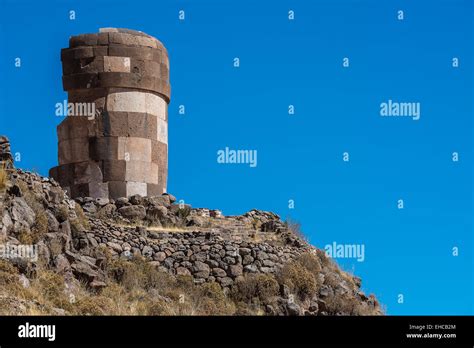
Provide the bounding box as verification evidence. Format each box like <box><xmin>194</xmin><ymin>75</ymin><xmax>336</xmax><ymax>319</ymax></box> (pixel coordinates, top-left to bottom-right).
<box><xmin>0</xmin><ymin>0</ymin><xmax>472</xmax><ymax>315</ymax></box>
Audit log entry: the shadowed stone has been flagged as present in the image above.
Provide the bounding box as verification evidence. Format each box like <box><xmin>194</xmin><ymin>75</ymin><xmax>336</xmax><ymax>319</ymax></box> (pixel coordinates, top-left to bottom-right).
<box><xmin>58</xmin><ymin>138</ymin><xmax>90</xmax><ymax>165</ymax></box>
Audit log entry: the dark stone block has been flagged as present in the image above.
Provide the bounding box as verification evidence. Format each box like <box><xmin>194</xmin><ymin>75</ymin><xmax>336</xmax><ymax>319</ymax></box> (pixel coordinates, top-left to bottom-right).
<box><xmin>69</xmin><ymin>34</ymin><xmax>99</xmax><ymax>47</ymax></box>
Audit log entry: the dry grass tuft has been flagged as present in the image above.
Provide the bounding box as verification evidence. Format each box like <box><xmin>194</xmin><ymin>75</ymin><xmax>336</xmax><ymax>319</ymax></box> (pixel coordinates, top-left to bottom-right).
<box><xmin>231</xmin><ymin>273</ymin><xmax>279</xmax><ymax>306</ymax></box>
<box><xmin>277</xmin><ymin>260</ymin><xmax>318</xmax><ymax>301</ymax></box>
<box><xmin>0</xmin><ymin>167</ymin><xmax>7</xmax><ymax>191</ymax></box>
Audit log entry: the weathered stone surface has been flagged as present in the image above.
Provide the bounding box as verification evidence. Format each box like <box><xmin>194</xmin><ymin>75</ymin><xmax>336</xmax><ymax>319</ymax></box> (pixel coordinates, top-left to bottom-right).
<box><xmin>97</xmin><ymin>112</ymin><xmax>158</xmax><ymax>140</ymax></box>
<box><xmin>108</xmin><ymin>181</ymin><xmax>147</xmax><ymax>198</ymax></box>
<box><xmin>104</xmin><ymin>56</ymin><xmax>131</xmax><ymax>73</ymax></box>
<box><xmin>53</xmin><ymin>28</ymin><xmax>170</xmax><ymax>199</ymax></box>
<box><xmin>108</xmin><ymin>45</ymin><xmax>162</xmax><ymax>63</ymax></box>
<box><xmin>147</xmin><ymin>183</ymin><xmax>165</xmax><ymax>196</ymax></box>
<box><xmin>130</xmin><ymin>59</ymin><xmax>161</xmax><ymax>78</ymax></box>
<box><xmin>105</xmin><ymin>92</ymin><xmax>167</xmax><ymax>125</ymax></box>
<box><xmin>108</xmin><ymin>32</ymin><xmax>161</xmax><ymax>49</ymax></box>
<box><xmin>69</xmin><ymin>73</ymin><xmax>168</xmax><ymax>101</ymax></box>
<box><xmin>228</xmin><ymin>264</ymin><xmax>243</xmax><ymax>277</ymax></box>
<box><xmin>58</xmin><ymin>137</ymin><xmax>90</xmax><ymax>165</ymax></box>
<box><xmin>117</xmin><ymin>205</ymin><xmax>146</xmax><ymax>220</ymax></box>
<box><xmin>62</xmin><ymin>56</ymin><xmax>103</xmax><ymax>75</ymax></box>
<box><xmin>156</xmin><ymin>118</ymin><xmax>168</xmax><ymax>144</ymax></box>
<box><xmin>10</xmin><ymin>197</ymin><xmax>36</xmax><ymax>229</ymax></box>
<box><xmin>0</xmin><ymin>135</ymin><xmax>13</xmax><ymax>168</ymax></box>
<box><xmin>70</xmin><ymin>182</ymin><xmax>109</xmax><ymax>199</ymax></box>
<box><xmin>69</xmin><ymin>34</ymin><xmax>99</xmax><ymax>48</ymax></box>
<box><xmin>73</xmin><ymin>161</ymin><xmax>103</xmax><ymax>185</ymax></box>
<box><xmin>0</xmin><ymin>162</ymin><xmax>382</xmax><ymax>316</ymax></box>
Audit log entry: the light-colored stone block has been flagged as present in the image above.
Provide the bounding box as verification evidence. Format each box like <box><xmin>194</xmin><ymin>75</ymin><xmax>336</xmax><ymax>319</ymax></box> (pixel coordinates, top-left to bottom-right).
<box><xmin>107</xmin><ymin>90</ymin><xmax>167</xmax><ymax>119</ymax></box>
<box><xmin>99</xmin><ymin>28</ymin><xmax>119</xmax><ymax>33</ymax></box>
<box><xmin>126</xmin><ymin>181</ymin><xmax>147</xmax><ymax>197</ymax></box>
<box><xmin>147</xmin><ymin>162</ymin><xmax>159</xmax><ymax>184</ymax></box>
<box><xmin>109</xmin><ymin>32</ymin><xmax>158</xmax><ymax>48</ymax></box>
<box><xmin>88</xmin><ymin>182</ymin><xmax>109</xmax><ymax>198</ymax></box>
<box><xmin>109</xmin><ymin>180</ymin><xmax>147</xmax><ymax>198</ymax></box>
<box><xmin>104</xmin><ymin>56</ymin><xmax>131</xmax><ymax>73</ymax></box>
<box><xmin>125</xmin><ymin>160</ymin><xmax>158</xmax><ymax>184</ymax></box>
<box><xmin>107</xmin><ymin>91</ymin><xmax>146</xmax><ymax>113</ymax></box>
<box><xmin>145</xmin><ymin>93</ymin><xmax>167</xmax><ymax>120</ymax></box>
<box><xmin>118</xmin><ymin>137</ymin><xmax>152</xmax><ymax>162</ymax></box>
<box><xmin>157</xmin><ymin>117</ymin><xmax>168</xmax><ymax>144</ymax></box>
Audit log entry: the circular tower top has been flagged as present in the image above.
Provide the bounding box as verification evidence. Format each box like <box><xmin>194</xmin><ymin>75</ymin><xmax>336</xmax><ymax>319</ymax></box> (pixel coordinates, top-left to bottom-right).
<box><xmin>61</xmin><ymin>27</ymin><xmax>171</xmax><ymax>103</ymax></box>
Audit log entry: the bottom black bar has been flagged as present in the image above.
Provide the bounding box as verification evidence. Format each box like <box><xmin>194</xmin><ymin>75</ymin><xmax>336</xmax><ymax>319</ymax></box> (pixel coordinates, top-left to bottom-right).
<box><xmin>0</xmin><ymin>316</ymin><xmax>472</xmax><ymax>346</ymax></box>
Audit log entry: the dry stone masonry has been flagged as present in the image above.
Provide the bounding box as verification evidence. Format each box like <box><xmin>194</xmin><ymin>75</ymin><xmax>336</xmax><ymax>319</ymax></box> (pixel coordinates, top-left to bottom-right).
<box><xmin>0</xmin><ymin>136</ymin><xmax>13</xmax><ymax>169</ymax></box>
<box><xmin>0</xmin><ymin>140</ymin><xmax>382</xmax><ymax>315</ymax></box>
<box><xmin>50</xmin><ymin>28</ymin><xmax>170</xmax><ymax>199</ymax></box>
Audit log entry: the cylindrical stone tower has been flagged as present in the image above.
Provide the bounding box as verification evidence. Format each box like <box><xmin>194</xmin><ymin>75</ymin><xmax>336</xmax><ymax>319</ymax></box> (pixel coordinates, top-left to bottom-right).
<box><xmin>50</xmin><ymin>28</ymin><xmax>170</xmax><ymax>199</ymax></box>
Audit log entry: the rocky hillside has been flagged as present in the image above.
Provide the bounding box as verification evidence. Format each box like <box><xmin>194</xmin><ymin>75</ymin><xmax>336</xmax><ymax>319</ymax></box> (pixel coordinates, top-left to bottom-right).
<box><xmin>0</xmin><ymin>139</ymin><xmax>382</xmax><ymax>316</ymax></box>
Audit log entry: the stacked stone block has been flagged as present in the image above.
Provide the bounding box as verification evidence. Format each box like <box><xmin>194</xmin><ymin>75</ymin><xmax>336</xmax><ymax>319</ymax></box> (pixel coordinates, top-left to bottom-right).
<box><xmin>50</xmin><ymin>28</ymin><xmax>170</xmax><ymax>199</ymax></box>
<box><xmin>0</xmin><ymin>136</ymin><xmax>13</xmax><ymax>169</ymax></box>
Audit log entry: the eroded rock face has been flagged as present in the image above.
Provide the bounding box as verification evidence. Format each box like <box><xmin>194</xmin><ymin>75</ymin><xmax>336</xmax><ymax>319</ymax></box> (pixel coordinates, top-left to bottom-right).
<box><xmin>0</xmin><ymin>167</ymin><xmax>382</xmax><ymax>316</ymax></box>
<box><xmin>49</xmin><ymin>28</ymin><xmax>171</xmax><ymax>199</ymax></box>
<box><xmin>0</xmin><ymin>169</ymin><xmax>107</xmax><ymax>288</ymax></box>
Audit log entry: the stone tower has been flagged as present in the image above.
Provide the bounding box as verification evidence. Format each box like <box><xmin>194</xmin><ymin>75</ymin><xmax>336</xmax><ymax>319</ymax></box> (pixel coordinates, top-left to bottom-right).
<box><xmin>50</xmin><ymin>28</ymin><xmax>170</xmax><ymax>199</ymax></box>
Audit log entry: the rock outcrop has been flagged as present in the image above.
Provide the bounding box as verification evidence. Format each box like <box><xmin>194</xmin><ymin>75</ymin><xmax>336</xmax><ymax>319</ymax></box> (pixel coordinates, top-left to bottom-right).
<box><xmin>0</xmin><ymin>136</ymin><xmax>13</xmax><ymax>169</ymax></box>
<box><xmin>0</xmin><ymin>164</ymin><xmax>382</xmax><ymax>316</ymax></box>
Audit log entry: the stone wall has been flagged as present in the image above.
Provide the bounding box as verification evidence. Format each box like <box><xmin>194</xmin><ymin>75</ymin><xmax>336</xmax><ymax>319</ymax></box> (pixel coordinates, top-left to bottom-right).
<box><xmin>50</xmin><ymin>28</ymin><xmax>170</xmax><ymax>199</ymax></box>
<box><xmin>71</xmin><ymin>194</ymin><xmax>310</xmax><ymax>289</ymax></box>
<box><xmin>0</xmin><ymin>167</ymin><xmax>382</xmax><ymax>315</ymax></box>
<box><xmin>86</xmin><ymin>221</ymin><xmax>311</xmax><ymax>289</ymax></box>
<box><xmin>0</xmin><ymin>136</ymin><xmax>13</xmax><ymax>169</ymax></box>
<box><xmin>2</xmin><ymin>168</ymin><xmax>311</xmax><ymax>290</ymax></box>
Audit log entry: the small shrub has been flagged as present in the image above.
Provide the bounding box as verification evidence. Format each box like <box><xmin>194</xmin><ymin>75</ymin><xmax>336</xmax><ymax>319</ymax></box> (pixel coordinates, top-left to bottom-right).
<box><xmin>323</xmin><ymin>293</ymin><xmax>380</xmax><ymax>316</ymax></box>
<box><xmin>193</xmin><ymin>282</ymin><xmax>235</xmax><ymax>315</ymax></box>
<box><xmin>31</xmin><ymin>210</ymin><xmax>48</xmax><ymax>243</ymax></box>
<box><xmin>33</xmin><ymin>270</ymin><xmax>72</xmax><ymax>310</ymax></box>
<box><xmin>286</xmin><ymin>218</ymin><xmax>307</xmax><ymax>241</ymax></box>
<box><xmin>146</xmin><ymin>299</ymin><xmax>173</xmax><ymax>315</ymax></box>
<box><xmin>0</xmin><ymin>167</ymin><xmax>7</xmax><ymax>190</ymax></box>
<box><xmin>324</xmin><ymin>273</ymin><xmax>341</xmax><ymax>288</ymax></box>
<box><xmin>233</xmin><ymin>301</ymin><xmax>260</xmax><ymax>315</ymax></box>
<box><xmin>74</xmin><ymin>296</ymin><xmax>114</xmax><ymax>315</ymax></box>
<box><xmin>277</xmin><ymin>261</ymin><xmax>317</xmax><ymax>301</ymax></box>
<box><xmin>55</xmin><ymin>204</ymin><xmax>70</xmax><ymax>223</ymax></box>
<box><xmin>231</xmin><ymin>274</ymin><xmax>279</xmax><ymax>305</ymax></box>
<box><xmin>108</xmin><ymin>257</ymin><xmax>175</xmax><ymax>291</ymax></box>
<box><xmin>17</xmin><ymin>229</ymin><xmax>34</xmax><ymax>245</ymax></box>
<box><xmin>176</xmin><ymin>206</ymin><xmax>191</xmax><ymax>220</ymax></box>
<box><xmin>0</xmin><ymin>259</ymin><xmax>18</xmax><ymax>274</ymax></box>
<box><xmin>315</xmin><ymin>249</ymin><xmax>332</xmax><ymax>268</ymax></box>
<box><xmin>107</xmin><ymin>258</ymin><xmax>143</xmax><ymax>290</ymax></box>
<box><xmin>296</xmin><ymin>252</ymin><xmax>322</xmax><ymax>274</ymax></box>
<box><xmin>0</xmin><ymin>260</ymin><xmax>19</xmax><ymax>286</ymax></box>
<box><xmin>74</xmin><ymin>204</ymin><xmax>90</xmax><ymax>230</ymax></box>
<box><xmin>49</xmin><ymin>238</ymin><xmax>63</xmax><ymax>257</ymax></box>
<box><xmin>251</xmin><ymin>218</ymin><xmax>261</xmax><ymax>231</ymax></box>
